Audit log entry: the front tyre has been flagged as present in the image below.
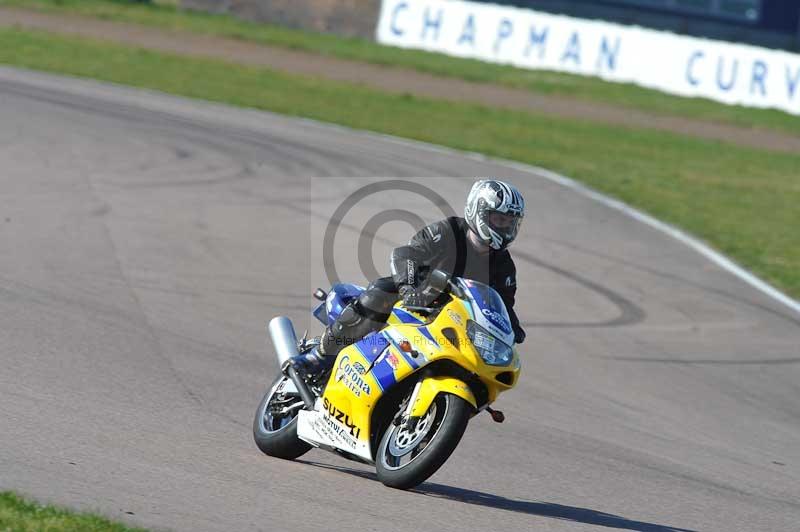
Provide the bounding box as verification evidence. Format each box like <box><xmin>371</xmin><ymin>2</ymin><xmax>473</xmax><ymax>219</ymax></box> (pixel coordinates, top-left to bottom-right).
<box><xmin>376</xmin><ymin>393</ymin><xmax>472</xmax><ymax>490</ymax></box>
<box><xmin>253</xmin><ymin>375</ymin><xmax>312</xmax><ymax>460</ymax></box>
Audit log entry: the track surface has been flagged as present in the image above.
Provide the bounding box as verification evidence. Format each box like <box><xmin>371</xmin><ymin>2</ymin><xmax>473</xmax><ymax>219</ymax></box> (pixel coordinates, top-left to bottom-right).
<box><xmin>3</xmin><ymin>6</ymin><xmax>800</xmax><ymax>154</ymax></box>
<box><xmin>0</xmin><ymin>67</ymin><xmax>798</xmax><ymax>532</ymax></box>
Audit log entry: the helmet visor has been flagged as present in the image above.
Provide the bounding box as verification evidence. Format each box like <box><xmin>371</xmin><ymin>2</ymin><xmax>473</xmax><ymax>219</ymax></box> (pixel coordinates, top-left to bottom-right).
<box><xmin>486</xmin><ymin>211</ymin><xmax>522</xmax><ymax>241</ymax></box>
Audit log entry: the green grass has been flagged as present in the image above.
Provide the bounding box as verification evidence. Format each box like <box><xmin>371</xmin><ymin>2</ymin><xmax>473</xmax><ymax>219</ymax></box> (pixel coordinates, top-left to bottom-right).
<box><xmin>1</xmin><ymin>27</ymin><xmax>799</xmax><ymax>299</ymax></box>
<box><xmin>3</xmin><ymin>0</ymin><xmax>800</xmax><ymax>138</ymax></box>
<box><xmin>0</xmin><ymin>491</ymin><xmax>147</xmax><ymax>531</ymax></box>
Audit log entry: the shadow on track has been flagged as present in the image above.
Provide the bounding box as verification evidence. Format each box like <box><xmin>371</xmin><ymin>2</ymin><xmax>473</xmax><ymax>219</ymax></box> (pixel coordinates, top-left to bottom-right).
<box><xmin>297</xmin><ymin>460</ymin><xmax>696</xmax><ymax>532</ymax></box>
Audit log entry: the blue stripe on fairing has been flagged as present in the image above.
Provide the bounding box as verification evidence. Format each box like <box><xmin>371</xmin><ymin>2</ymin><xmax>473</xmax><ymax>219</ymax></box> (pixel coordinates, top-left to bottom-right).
<box><xmin>383</xmin><ymin>331</ymin><xmax>422</xmax><ymax>370</ymax></box>
<box><xmin>397</xmin><ymin>348</ymin><xmax>421</xmax><ymax>370</ymax></box>
<box><xmin>353</xmin><ymin>332</ymin><xmax>389</xmax><ymax>365</ymax></box>
<box><xmin>392</xmin><ymin>307</ymin><xmax>424</xmax><ymax>324</ymax></box>
<box><xmin>353</xmin><ymin>341</ymin><xmax>372</xmax><ymax>370</ymax></box>
<box><xmin>418</xmin><ymin>326</ymin><xmax>439</xmax><ymax>349</ymax></box>
<box><xmin>353</xmin><ymin>334</ymin><xmax>396</xmax><ymax>392</ymax></box>
<box><xmin>372</xmin><ymin>349</ymin><xmax>397</xmax><ymax>392</ymax></box>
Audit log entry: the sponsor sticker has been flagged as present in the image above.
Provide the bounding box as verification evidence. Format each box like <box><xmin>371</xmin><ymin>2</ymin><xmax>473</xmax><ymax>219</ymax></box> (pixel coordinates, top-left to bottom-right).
<box><xmin>335</xmin><ymin>355</ymin><xmax>372</xmax><ymax>397</ymax></box>
<box><xmin>377</xmin><ymin>0</ymin><xmax>800</xmax><ymax>116</ymax></box>
<box><xmin>321</xmin><ymin>397</ymin><xmax>361</xmax><ymax>450</ymax></box>
<box><xmin>386</xmin><ymin>351</ymin><xmax>401</xmax><ymax>370</ymax></box>
<box><xmin>407</xmin><ymin>259</ymin><xmax>415</xmax><ymax>285</ymax></box>
<box><xmin>447</xmin><ymin>309</ymin><xmax>463</xmax><ymax>325</ymax></box>
<box><xmin>482</xmin><ymin>307</ymin><xmax>512</xmax><ymax>335</ymax></box>
<box><xmin>311</xmin><ymin>416</ymin><xmax>358</xmax><ymax>450</ymax></box>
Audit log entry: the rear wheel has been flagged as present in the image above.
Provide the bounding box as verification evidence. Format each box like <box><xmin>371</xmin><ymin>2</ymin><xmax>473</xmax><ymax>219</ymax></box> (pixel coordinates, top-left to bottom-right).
<box><xmin>376</xmin><ymin>393</ymin><xmax>472</xmax><ymax>489</ymax></box>
<box><xmin>252</xmin><ymin>375</ymin><xmax>312</xmax><ymax>460</ymax></box>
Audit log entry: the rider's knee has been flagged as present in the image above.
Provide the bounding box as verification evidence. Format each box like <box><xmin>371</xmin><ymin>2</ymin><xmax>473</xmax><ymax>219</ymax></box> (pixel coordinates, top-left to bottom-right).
<box><xmin>357</xmin><ymin>293</ymin><xmax>396</xmax><ymax>322</ymax></box>
<box><xmin>337</xmin><ymin>303</ymin><xmax>363</xmax><ymax>327</ymax></box>
<box><xmin>357</xmin><ymin>277</ymin><xmax>399</xmax><ymax>322</ymax></box>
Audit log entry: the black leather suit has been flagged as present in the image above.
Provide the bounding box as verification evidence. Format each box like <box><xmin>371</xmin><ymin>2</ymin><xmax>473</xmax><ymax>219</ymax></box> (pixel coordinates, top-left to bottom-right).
<box><xmin>320</xmin><ymin>217</ymin><xmax>525</xmax><ymax>356</ymax></box>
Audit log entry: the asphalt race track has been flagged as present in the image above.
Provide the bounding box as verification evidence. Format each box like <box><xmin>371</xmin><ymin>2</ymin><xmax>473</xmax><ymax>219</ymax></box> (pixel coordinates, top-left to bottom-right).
<box><xmin>1</xmin><ymin>66</ymin><xmax>798</xmax><ymax>532</ymax></box>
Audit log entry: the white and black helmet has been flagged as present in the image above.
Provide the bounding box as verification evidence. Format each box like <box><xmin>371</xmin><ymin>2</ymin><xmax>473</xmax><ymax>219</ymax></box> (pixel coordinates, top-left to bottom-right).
<box><xmin>464</xmin><ymin>179</ymin><xmax>525</xmax><ymax>251</ymax></box>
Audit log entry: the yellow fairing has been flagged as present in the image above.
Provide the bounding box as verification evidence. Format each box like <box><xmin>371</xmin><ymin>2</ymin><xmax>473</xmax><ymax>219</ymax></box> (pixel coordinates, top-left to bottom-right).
<box><xmin>317</xmin><ymin>292</ymin><xmax>521</xmax><ymax>457</ymax></box>
<box><xmin>419</xmin><ymin>298</ymin><xmax>521</xmax><ymax>405</ymax></box>
<box><xmin>409</xmin><ymin>376</ymin><xmax>476</xmax><ymax>417</ymax></box>
<box><xmin>319</xmin><ymin>348</ymin><xmax>379</xmax><ymax>449</ymax></box>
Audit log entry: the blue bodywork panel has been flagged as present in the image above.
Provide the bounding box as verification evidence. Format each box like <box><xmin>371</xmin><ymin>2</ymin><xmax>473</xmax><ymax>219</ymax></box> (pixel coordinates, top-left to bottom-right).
<box><xmin>313</xmin><ymin>283</ymin><xmax>365</xmax><ymax>326</ymax></box>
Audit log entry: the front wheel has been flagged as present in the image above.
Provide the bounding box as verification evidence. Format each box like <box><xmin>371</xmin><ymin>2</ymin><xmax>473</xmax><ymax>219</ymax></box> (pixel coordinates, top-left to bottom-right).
<box><xmin>376</xmin><ymin>393</ymin><xmax>472</xmax><ymax>489</ymax></box>
<box><xmin>252</xmin><ymin>375</ymin><xmax>312</xmax><ymax>460</ymax></box>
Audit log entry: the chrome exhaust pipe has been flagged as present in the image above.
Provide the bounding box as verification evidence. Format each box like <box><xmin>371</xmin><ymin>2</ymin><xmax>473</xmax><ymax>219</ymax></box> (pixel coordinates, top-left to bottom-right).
<box><xmin>267</xmin><ymin>316</ymin><xmax>315</xmax><ymax>408</ymax></box>
<box><xmin>269</xmin><ymin>316</ymin><xmax>299</xmax><ymax>367</ymax></box>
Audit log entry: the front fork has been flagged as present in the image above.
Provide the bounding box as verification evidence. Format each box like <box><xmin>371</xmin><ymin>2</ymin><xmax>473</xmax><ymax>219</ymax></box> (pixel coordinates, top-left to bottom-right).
<box><xmin>400</xmin><ymin>375</ymin><xmax>478</xmax><ymax>430</ymax></box>
<box><xmin>400</xmin><ymin>379</ymin><xmax>425</xmax><ymax>430</ymax></box>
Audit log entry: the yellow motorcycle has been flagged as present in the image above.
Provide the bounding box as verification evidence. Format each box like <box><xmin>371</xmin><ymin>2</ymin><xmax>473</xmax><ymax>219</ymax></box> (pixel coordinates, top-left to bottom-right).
<box><xmin>253</xmin><ymin>270</ymin><xmax>520</xmax><ymax>489</ymax></box>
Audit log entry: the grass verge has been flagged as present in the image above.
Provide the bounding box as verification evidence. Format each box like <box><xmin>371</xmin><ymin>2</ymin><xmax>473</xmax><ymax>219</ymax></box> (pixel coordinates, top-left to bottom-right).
<box><xmin>0</xmin><ymin>491</ymin><xmax>147</xmax><ymax>531</ymax></box>
<box><xmin>1</xmin><ymin>27</ymin><xmax>798</xmax><ymax>299</ymax></box>
<box><xmin>2</xmin><ymin>0</ymin><xmax>800</xmax><ymax>137</ymax></box>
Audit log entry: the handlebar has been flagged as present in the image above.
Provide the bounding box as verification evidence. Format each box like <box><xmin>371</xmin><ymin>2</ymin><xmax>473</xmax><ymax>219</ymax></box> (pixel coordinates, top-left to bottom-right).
<box><xmin>402</xmin><ymin>274</ymin><xmax>465</xmax><ymax>315</ymax></box>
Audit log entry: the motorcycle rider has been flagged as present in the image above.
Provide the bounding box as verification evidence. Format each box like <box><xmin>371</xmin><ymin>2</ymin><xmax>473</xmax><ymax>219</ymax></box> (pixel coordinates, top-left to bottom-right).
<box><xmin>290</xmin><ymin>179</ymin><xmax>526</xmax><ymax>375</ymax></box>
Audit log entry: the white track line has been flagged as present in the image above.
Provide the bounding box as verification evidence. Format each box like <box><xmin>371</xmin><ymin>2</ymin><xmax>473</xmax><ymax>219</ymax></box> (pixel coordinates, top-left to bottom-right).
<box><xmin>2</xmin><ymin>66</ymin><xmax>797</xmax><ymax>316</ymax></box>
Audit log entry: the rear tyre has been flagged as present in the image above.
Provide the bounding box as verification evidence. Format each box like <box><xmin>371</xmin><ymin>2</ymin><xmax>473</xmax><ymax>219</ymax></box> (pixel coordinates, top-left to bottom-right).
<box><xmin>376</xmin><ymin>393</ymin><xmax>472</xmax><ymax>490</ymax></box>
<box><xmin>253</xmin><ymin>375</ymin><xmax>312</xmax><ymax>460</ymax></box>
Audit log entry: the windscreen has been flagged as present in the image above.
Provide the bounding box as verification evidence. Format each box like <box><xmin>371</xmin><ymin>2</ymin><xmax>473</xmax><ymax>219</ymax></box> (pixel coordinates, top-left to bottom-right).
<box><xmin>459</xmin><ymin>278</ymin><xmax>515</xmax><ymax>345</ymax></box>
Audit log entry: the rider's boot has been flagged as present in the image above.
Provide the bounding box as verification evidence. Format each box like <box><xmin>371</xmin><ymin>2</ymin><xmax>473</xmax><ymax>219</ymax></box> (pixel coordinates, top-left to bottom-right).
<box><xmin>288</xmin><ymin>344</ymin><xmax>332</xmax><ymax>377</ymax></box>
<box><xmin>289</xmin><ymin>300</ymin><xmax>386</xmax><ymax>378</ymax></box>
<box><xmin>320</xmin><ymin>301</ymin><xmax>387</xmax><ymax>358</ymax></box>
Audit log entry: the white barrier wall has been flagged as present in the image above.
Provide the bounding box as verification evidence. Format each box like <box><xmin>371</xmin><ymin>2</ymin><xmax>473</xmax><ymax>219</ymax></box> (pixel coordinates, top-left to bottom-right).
<box><xmin>377</xmin><ymin>0</ymin><xmax>800</xmax><ymax>116</ymax></box>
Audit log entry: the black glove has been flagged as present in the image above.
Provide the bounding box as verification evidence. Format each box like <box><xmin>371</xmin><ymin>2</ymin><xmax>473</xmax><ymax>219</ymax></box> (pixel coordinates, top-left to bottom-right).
<box><xmin>399</xmin><ymin>284</ymin><xmax>437</xmax><ymax>308</ymax></box>
<box><xmin>514</xmin><ymin>329</ymin><xmax>526</xmax><ymax>345</ymax></box>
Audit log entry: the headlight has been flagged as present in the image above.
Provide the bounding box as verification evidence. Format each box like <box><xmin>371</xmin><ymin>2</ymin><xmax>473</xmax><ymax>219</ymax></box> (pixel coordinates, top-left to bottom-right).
<box><xmin>467</xmin><ymin>320</ymin><xmax>513</xmax><ymax>366</ymax></box>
